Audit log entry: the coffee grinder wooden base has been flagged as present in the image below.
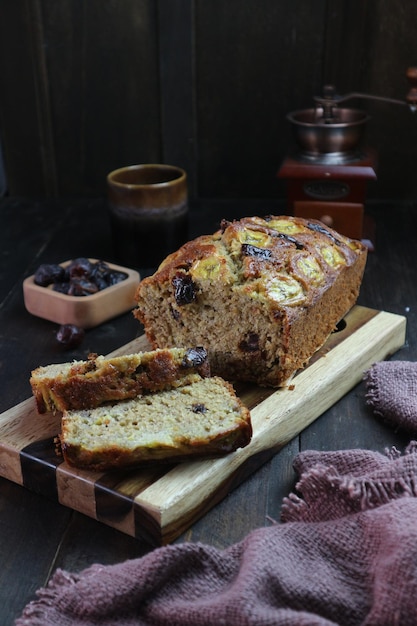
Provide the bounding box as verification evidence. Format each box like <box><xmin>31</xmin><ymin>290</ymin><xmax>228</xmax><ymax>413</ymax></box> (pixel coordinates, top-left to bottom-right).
<box><xmin>277</xmin><ymin>151</ymin><xmax>377</xmax><ymax>248</ymax></box>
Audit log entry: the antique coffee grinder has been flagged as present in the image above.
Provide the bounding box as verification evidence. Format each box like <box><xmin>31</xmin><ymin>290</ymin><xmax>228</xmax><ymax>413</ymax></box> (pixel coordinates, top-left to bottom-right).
<box><xmin>278</xmin><ymin>68</ymin><xmax>417</xmax><ymax>246</ymax></box>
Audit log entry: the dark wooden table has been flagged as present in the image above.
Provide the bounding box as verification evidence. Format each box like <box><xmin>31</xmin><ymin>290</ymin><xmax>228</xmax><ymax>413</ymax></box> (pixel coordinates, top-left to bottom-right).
<box><xmin>0</xmin><ymin>196</ymin><xmax>413</xmax><ymax>624</ymax></box>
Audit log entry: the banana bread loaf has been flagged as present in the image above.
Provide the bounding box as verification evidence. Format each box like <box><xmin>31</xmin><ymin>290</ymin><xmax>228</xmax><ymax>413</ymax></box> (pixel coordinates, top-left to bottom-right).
<box><xmin>60</xmin><ymin>376</ymin><xmax>252</xmax><ymax>470</ymax></box>
<box><xmin>31</xmin><ymin>347</ymin><xmax>209</xmax><ymax>413</ymax></box>
<box><xmin>134</xmin><ymin>215</ymin><xmax>367</xmax><ymax>387</ymax></box>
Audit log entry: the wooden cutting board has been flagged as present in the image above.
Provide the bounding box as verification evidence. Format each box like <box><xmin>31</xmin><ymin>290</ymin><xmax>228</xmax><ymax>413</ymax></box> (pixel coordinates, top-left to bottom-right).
<box><xmin>0</xmin><ymin>306</ymin><xmax>406</xmax><ymax>545</ymax></box>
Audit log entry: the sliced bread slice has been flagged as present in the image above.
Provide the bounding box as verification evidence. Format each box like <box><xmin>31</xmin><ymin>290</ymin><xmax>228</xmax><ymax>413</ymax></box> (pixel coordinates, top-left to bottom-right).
<box><xmin>31</xmin><ymin>347</ymin><xmax>209</xmax><ymax>413</ymax></box>
<box><xmin>60</xmin><ymin>376</ymin><xmax>252</xmax><ymax>470</ymax></box>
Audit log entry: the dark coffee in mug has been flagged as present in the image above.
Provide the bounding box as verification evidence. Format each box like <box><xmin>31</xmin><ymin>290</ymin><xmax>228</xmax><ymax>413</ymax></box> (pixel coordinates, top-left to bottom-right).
<box><xmin>107</xmin><ymin>164</ymin><xmax>188</xmax><ymax>269</ymax></box>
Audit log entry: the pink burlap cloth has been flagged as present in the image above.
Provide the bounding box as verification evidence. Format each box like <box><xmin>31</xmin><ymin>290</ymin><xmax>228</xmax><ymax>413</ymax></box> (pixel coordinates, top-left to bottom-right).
<box><xmin>17</xmin><ymin>438</ymin><xmax>417</xmax><ymax>626</ymax></box>
<box><xmin>365</xmin><ymin>360</ymin><xmax>417</xmax><ymax>433</ymax></box>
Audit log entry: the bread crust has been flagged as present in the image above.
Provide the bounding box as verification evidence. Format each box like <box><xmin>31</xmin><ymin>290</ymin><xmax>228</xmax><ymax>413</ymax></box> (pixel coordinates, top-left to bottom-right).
<box><xmin>134</xmin><ymin>215</ymin><xmax>368</xmax><ymax>387</ymax></box>
<box><xmin>31</xmin><ymin>347</ymin><xmax>210</xmax><ymax>413</ymax></box>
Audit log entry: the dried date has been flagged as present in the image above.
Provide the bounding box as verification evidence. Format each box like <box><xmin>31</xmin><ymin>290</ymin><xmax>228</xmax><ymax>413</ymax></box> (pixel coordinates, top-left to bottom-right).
<box><xmin>182</xmin><ymin>347</ymin><xmax>208</xmax><ymax>368</ymax></box>
<box><xmin>275</xmin><ymin>232</ymin><xmax>304</xmax><ymax>250</ymax></box>
<box><xmin>33</xmin><ymin>258</ymin><xmax>127</xmax><ymax>297</ymax></box>
<box><xmin>56</xmin><ymin>324</ymin><xmax>85</xmax><ymax>349</ymax></box>
<box><xmin>52</xmin><ymin>282</ymin><xmax>70</xmax><ymax>295</ymax></box>
<box><xmin>191</xmin><ymin>403</ymin><xmax>207</xmax><ymax>414</ymax></box>
<box><xmin>241</xmin><ymin>244</ymin><xmax>272</xmax><ymax>260</ymax></box>
<box><xmin>172</xmin><ymin>274</ymin><xmax>197</xmax><ymax>305</ymax></box>
<box><xmin>34</xmin><ymin>263</ymin><xmax>66</xmax><ymax>287</ymax></box>
<box><xmin>67</xmin><ymin>278</ymin><xmax>99</xmax><ymax>296</ymax></box>
<box><xmin>67</xmin><ymin>257</ymin><xmax>95</xmax><ymax>279</ymax></box>
<box><xmin>307</xmin><ymin>222</ymin><xmax>341</xmax><ymax>246</ymax></box>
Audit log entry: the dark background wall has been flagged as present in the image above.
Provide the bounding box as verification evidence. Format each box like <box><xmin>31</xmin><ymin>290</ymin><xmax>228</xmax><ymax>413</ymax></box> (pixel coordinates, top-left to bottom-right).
<box><xmin>1</xmin><ymin>0</ymin><xmax>417</xmax><ymax>203</ymax></box>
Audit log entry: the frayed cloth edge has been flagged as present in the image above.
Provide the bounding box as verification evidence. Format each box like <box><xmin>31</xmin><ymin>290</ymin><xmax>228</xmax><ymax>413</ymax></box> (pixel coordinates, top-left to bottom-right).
<box><xmin>363</xmin><ymin>365</ymin><xmax>384</xmax><ymax>416</ymax></box>
<box><xmin>15</xmin><ymin>569</ymin><xmax>79</xmax><ymax>626</ymax></box>
<box><xmin>281</xmin><ymin>442</ymin><xmax>417</xmax><ymax>523</ymax></box>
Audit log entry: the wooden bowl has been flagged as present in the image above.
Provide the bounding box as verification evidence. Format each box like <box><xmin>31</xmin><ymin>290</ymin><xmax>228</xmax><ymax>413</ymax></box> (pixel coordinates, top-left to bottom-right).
<box><xmin>23</xmin><ymin>259</ymin><xmax>140</xmax><ymax>328</ymax></box>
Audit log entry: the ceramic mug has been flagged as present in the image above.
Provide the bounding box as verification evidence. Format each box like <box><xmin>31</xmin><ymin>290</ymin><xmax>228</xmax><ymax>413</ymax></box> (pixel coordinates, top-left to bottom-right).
<box><xmin>107</xmin><ymin>163</ymin><xmax>188</xmax><ymax>269</ymax></box>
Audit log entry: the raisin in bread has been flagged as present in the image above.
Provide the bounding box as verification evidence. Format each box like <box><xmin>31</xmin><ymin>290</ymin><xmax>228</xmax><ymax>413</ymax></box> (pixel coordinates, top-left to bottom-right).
<box><xmin>134</xmin><ymin>215</ymin><xmax>367</xmax><ymax>387</ymax></box>
<box><xmin>60</xmin><ymin>376</ymin><xmax>252</xmax><ymax>470</ymax></box>
<box><xmin>31</xmin><ymin>347</ymin><xmax>209</xmax><ymax>413</ymax></box>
